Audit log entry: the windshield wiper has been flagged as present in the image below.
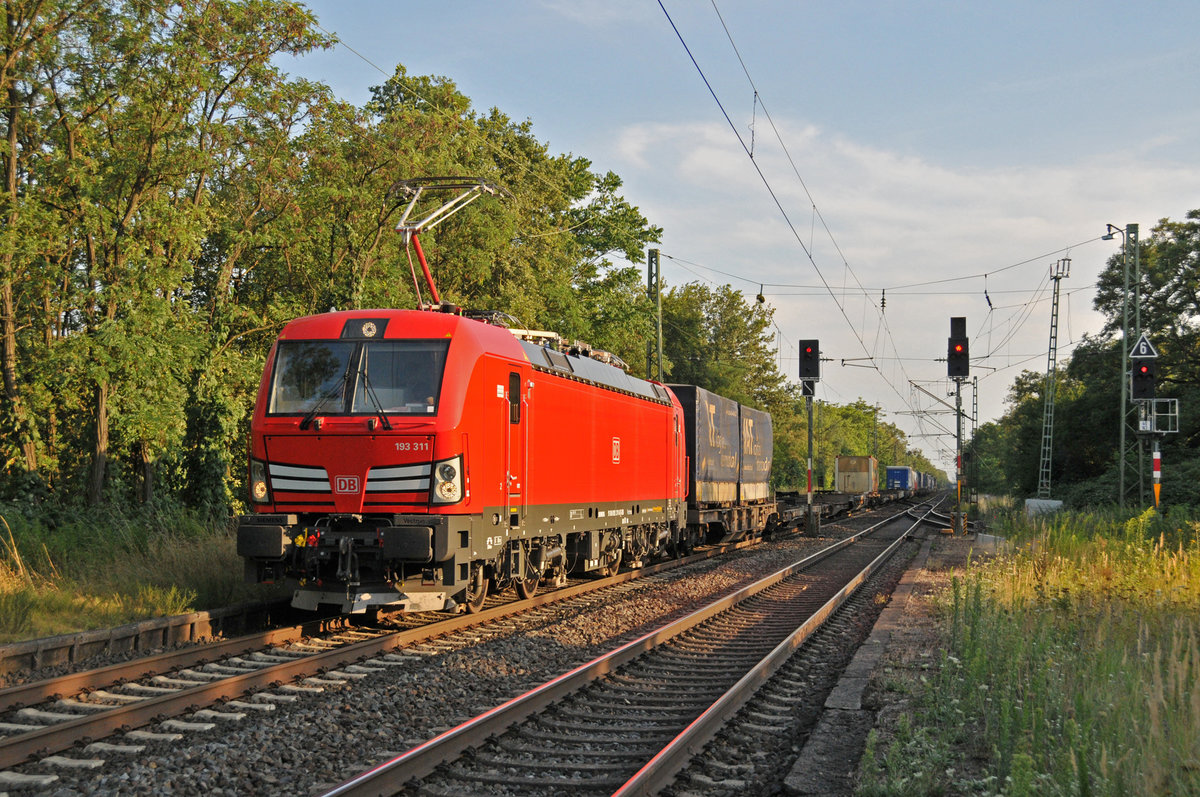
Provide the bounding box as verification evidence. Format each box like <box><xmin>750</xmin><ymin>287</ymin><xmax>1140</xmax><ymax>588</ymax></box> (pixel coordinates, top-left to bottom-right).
<box><xmin>299</xmin><ymin>357</ymin><xmax>357</xmax><ymax>430</ymax></box>
<box><xmin>299</xmin><ymin>383</ymin><xmax>341</xmax><ymax>430</ymax></box>
<box><xmin>358</xmin><ymin>369</ymin><xmax>393</xmax><ymax>430</ymax></box>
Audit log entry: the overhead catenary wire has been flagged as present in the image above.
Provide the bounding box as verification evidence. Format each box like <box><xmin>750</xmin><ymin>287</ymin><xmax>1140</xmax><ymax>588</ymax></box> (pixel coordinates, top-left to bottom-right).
<box><xmin>663</xmin><ymin>0</ymin><xmax>1116</xmax><ymax>457</ymax></box>
<box><xmin>662</xmin><ymin>247</ymin><xmax>1097</xmax><ymax>361</ymax></box>
<box><xmin>659</xmin><ymin>0</ymin><xmax>918</xmax><ymax>421</ymax></box>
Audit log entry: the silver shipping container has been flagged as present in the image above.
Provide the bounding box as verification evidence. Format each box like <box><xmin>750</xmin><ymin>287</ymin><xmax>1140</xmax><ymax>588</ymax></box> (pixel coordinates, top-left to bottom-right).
<box><xmin>738</xmin><ymin>404</ymin><xmax>773</xmax><ymax>502</ymax></box>
<box><xmin>669</xmin><ymin>384</ymin><xmax>740</xmax><ymax>504</ymax></box>
<box><xmin>835</xmin><ymin>455</ymin><xmax>878</xmax><ymax>494</ymax></box>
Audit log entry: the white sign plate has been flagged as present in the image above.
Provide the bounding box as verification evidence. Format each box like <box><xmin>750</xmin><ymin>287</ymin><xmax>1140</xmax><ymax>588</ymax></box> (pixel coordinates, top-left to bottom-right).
<box><xmin>1130</xmin><ymin>333</ymin><xmax>1158</xmax><ymax>359</ymax></box>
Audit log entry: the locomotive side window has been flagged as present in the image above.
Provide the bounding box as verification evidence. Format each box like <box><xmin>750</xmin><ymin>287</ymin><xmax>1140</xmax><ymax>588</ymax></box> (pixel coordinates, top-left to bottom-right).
<box><xmin>267</xmin><ymin>339</ymin><xmax>450</xmax><ymax>416</ymax></box>
<box><xmin>508</xmin><ymin>372</ymin><xmax>521</xmax><ymax>423</ymax></box>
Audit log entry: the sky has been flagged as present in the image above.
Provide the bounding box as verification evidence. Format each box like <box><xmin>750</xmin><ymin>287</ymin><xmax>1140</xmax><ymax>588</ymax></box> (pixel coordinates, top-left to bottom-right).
<box><xmin>279</xmin><ymin>0</ymin><xmax>1200</xmax><ymax>471</ymax></box>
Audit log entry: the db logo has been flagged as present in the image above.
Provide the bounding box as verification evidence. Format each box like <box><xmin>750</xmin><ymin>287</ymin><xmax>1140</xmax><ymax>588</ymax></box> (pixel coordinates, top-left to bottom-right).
<box><xmin>612</xmin><ymin>437</ymin><xmax>621</xmax><ymax>464</ymax></box>
<box><xmin>334</xmin><ymin>476</ymin><xmax>359</xmax><ymax>494</ymax></box>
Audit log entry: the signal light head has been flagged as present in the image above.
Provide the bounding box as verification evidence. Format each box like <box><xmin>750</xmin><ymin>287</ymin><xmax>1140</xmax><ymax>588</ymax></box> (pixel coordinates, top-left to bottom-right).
<box><xmin>798</xmin><ymin>339</ymin><xmax>820</xmax><ymax>380</ymax></box>
<box><xmin>1131</xmin><ymin>358</ymin><xmax>1156</xmax><ymax>400</ymax></box>
<box><xmin>947</xmin><ymin>336</ymin><xmax>970</xmax><ymax>377</ymax></box>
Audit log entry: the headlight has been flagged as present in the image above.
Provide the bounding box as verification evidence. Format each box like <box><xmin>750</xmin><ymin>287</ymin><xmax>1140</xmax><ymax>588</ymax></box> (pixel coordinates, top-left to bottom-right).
<box><xmin>432</xmin><ymin>455</ymin><xmax>463</xmax><ymax>504</ymax></box>
<box><xmin>250</xmin><ymin>459</ymin><xmax>271</xmax><ymax>504</ymax></box>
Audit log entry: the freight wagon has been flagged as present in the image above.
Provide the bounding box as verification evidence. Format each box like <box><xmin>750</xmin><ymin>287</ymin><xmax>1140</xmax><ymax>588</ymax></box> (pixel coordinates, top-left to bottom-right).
<box><xmin>669</xmin><ymin>385</ymin><xmax>778</xmax><ymax>545</ymax></box>
<box><xmin>885</xmin><ymin>466</ymin><xmax>917</xmax><ymax>491</ymax></box>
<box><xmin>834</xmin><ymin>455</ymin><xmax>878</xmax><ymax>495</ymax></box>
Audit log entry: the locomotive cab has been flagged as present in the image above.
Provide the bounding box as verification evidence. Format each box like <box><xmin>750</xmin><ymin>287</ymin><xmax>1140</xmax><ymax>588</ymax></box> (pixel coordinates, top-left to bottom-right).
<box><xmin>237</xmin><ymin>311</ymin><xmax>499</xmax><ymax>613</ymax></box>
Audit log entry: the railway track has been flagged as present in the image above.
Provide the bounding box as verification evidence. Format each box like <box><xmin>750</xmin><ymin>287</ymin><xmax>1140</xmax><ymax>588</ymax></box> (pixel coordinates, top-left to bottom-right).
<box><xmin>0</xmin><ymin>531</ymin><xmax>776</xmax><ymax>781</ymax></box>
<box><xmin>319</xmin><ymin>501</ymin><xmax>936</xmax><ymax>796</ymax></box>
<box><xmin>0</xmin><ymin>499</ymin><xmax>935</xmax><ymax>792</ymax></box>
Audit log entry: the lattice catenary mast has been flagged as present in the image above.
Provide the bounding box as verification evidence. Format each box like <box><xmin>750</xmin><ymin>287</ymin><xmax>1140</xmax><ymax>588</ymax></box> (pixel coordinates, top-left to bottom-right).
<box><xmin>1036</xmin><ymin>258</ymin><xmax>1070</xmax><ymax>499</ymax></box>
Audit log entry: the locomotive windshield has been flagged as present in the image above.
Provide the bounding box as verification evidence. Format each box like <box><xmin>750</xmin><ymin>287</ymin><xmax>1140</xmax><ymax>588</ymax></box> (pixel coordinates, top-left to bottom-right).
<box><xmin>268</xmin><ymin>339</ymin><xmax>450</xmax><ymax>416</ymax></box>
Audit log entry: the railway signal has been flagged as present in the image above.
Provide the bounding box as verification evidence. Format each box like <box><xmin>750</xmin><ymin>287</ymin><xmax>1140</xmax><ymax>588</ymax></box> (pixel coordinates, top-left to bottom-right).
<box><xmin>797</xmin><ymin>339</ymin><xmax>820</xmax><ymax>535</ymax></box>
<box><xmin>799</xmin><ymin>340</ymin><xmax>820</xmax><ymax>380</ymax></box>
<box><xmin>1129</xmin><ymin>332</ymin><xmax>1158</xmax><ymax>401</ymax></box>
<box><xmin>947</xmin><ymin>317</ymin><xmax>969</xmax><ymax>378</ymax></box>
<box><xmin>945</xmin><ymin>316</ymin><xmax>969</xmax><ymax>533</ymax></box>
<box><xmin>1131</xmin><ymin>359</ymin><xmax>1156</xmax><ymax>400</ymax></box>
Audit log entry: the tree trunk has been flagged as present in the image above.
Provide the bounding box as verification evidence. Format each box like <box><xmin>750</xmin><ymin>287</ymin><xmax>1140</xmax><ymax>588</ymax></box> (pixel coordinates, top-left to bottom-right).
<box><xmin>1</xmin><ymin>41</ymin><xmax>37</xmax><ymax>473</ymax></box>
<box><xmin>43</xmin><ymin>294</ymin><xmax>58</xmax><ymax>463</ymax></box>
<box><xmin>139</xmin><ymin>440</ymin><xmax>154</xmax><ymax>504</ymax></box>
<box><xmin>87</xmin><ymin>379</ymin><xmax>109</xmax><ymax>505</ymax></box>
<box><xmin>1</xmin><ymin>279</ymin><xmax>37</xmax><ymax>471</ymax></box>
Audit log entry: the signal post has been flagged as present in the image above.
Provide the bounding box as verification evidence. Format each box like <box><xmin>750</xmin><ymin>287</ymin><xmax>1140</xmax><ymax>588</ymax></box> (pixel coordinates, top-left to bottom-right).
<box><xmin>799</xmin><ymin>340</ymin><xmax>820</xmax><ymax>534</ymax></box>
<box><xmin>1129</xmin><ymin>333</ymin><xmax>1178</xmax><ymax>507</ymax></box>
<box><xmin>947</xmin><ymin>317</ymin><xmax>969</xmax><ymax>534</ymax></box>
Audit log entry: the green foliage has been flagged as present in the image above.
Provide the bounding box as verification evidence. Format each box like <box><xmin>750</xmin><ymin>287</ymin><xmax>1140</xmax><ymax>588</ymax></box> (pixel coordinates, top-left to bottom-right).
<box><xmin>117</xmin><ymin>584</ymin><xmax>197</xmax><ymax>618</ymax></box>
<box><xmin>0</xmin><ymin>504</ymin><xmax>283</xmax><ymax>641</ymax></box>
<box><xmin>856</xmin><ymin>715</ymin><xmax>953</xmax><ymax>796</ymax></box>
<box><xmin>0</xmin><ymin>588</ymin><xmax>35</xmax><ymax>638</ymax></box>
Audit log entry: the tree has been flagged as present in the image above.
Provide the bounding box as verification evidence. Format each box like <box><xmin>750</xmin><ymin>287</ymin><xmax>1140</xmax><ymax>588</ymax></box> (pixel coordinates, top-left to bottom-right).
<box><xmin>0</xmin><ymin>0</ymin><xmax>330</xmax><ymax>504</ymax></box>
<box><xmin>0</xmin><ymin>0</ymin><xmax>103</xmax><ymax>478</ymax></box>
<box><xmin>661</xmin><ymin>282</ymin><xmax>787</xmax><ymax>409</ymax></box>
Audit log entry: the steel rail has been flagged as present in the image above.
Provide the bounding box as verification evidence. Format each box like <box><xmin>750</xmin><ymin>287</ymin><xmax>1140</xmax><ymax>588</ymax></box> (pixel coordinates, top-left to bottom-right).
<box><xmin>0</xmin><ymin>618</ymin><xmax>338</xmax><ymax>712</ymax></box>
<box><xmin>316</xmin><ymin>504</ymin><xmax>923</xmax><ymax>797</ymax></box>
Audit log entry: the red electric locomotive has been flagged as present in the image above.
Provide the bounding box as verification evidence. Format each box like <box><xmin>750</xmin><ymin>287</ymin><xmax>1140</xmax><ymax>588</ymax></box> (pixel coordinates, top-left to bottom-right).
<box><xmin>236</xmin><ymin>307</ymin><xmax>688</xmax><ymax>614</ymax></box>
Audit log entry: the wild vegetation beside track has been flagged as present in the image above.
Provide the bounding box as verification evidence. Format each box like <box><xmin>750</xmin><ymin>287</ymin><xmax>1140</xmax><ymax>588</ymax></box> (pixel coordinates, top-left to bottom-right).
<box><xmin>0</xmin><ymin>507</ymin><xmax>281</xmax><ymax>643</ymax></box>
<box><xmin>858</xmin><ymin>504</ymin><xmax>1200</xmax><ymax>796</ymax></box>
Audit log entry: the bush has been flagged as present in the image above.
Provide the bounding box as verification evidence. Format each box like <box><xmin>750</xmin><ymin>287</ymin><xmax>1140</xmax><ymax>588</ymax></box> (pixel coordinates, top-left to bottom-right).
<box><xmin>0</xmin><ymin>500</ymin><xmax>282</xmax><ymax>642</ymax></box>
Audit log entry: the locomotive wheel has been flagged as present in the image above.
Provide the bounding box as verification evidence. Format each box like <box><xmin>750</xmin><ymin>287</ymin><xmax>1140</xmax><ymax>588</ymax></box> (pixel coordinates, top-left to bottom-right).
<box><xmin>515</xmin><ymin>574</ymin><xmax>539</xmax><ymax>600</ymax></box>
<box><xmin>463</xmin><ymin>563</ymin><xmax>488</xmax><ymax>613</ymax></box>
<box><xmin>514</xmin><ymin>540</ymin><xmax>542</xmax><ymax>599</ymax></box>
<box><xmin>597</xmin><ymin>546</ymin><xmax>622</xmax><ymax>577</ymax></box>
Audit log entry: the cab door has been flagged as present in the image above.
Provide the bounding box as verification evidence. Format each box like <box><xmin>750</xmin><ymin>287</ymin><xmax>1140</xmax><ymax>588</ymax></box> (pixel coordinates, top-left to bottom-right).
<box><xmin>505</xmin><ymin>368</ymin><xmax>527</xmax><ymax>529</ymax></box>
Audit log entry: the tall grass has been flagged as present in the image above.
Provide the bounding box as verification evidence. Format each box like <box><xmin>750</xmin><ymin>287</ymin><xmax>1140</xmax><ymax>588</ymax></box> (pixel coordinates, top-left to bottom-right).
<box><xmin>0</xmin><ymin>516</ymin><xmax>40</xmax><ymax>638</ymax></box>
<box><xmin>0</xmin><ymin>504</ymin><xmax>282</xmax><ymax>643</ymax></box>
<box><xmin>858</xmin><ymin>507</ymin><xmax>1200</xmax><ymax>795</ymax></box>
